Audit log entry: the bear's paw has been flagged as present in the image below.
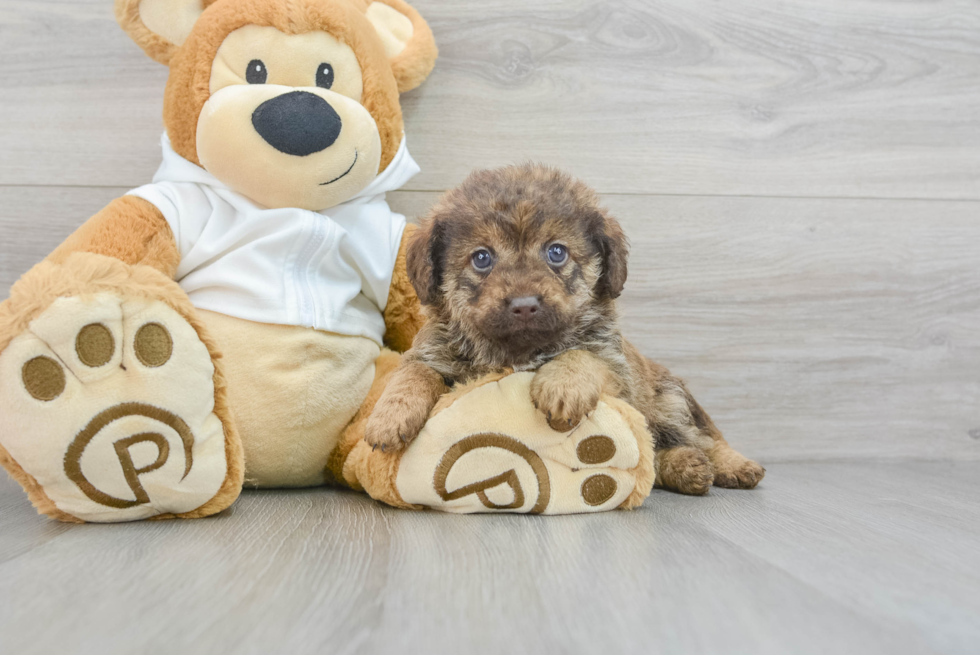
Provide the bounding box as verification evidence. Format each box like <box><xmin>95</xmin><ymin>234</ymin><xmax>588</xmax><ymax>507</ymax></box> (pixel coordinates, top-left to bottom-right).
<box><xmin>395</xmin><ymin>373</ymin><xmax>656</xmax><ymax>514</ymax></box>
<box><xmin>0</xmin><ymin>293</ymin><xmax>232</xmax><ymax>522</ymax></box>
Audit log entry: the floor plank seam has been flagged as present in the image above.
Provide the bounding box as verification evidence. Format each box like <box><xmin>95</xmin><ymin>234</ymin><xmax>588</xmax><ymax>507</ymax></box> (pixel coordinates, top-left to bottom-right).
<box><xmin>2</xmin><ymin>184</ymin><xmax>979</xmax><ymax>205</ymax></box>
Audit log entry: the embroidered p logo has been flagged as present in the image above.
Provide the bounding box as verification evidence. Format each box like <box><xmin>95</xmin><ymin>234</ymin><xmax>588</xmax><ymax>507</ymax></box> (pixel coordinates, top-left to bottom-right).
<box><xmin>64</xmin><ymin>403</ymin><xmax>195</xmax><ymax>509</ymax></box>
<box><xmin>433</xmin><ymin>433</ymin><xmax>552</xmax><ymax>514</ymax></box>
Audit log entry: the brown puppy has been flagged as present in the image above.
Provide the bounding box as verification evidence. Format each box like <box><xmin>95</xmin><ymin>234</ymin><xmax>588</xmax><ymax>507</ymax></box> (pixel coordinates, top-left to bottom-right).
<box><xmin>364</xmin><ymin>164</ymin><xmax>764</xmax><ymax>495</ymax></box>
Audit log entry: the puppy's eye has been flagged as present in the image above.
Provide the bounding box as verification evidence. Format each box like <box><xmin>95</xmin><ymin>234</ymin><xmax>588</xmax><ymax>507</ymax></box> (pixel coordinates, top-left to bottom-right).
<box><xmin>547</xmin><ymin>243</ymin><xmax>569</xmax><ymax>265</ymax></box>
<box><xmin>246</xmin><ymin>60</ymin><xmax>267</xmax><ymax>84</ymax></box>
<box><xmin>316</xmin><ymin>63</ymin><xmax>334</xmax><ymax>89</ymax></box>
<box><xmin>471</xmin><ymin>249</ymin><xmax>493</xmax><ymax>271</ymax></box>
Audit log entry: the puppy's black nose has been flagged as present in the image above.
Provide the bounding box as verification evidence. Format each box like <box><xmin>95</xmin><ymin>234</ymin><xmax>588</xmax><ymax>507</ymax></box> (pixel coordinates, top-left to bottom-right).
<box><xmin>251</xmin><ymin>91</ymin><xmax>342</xmax><ymax>156</ymax></box>
<box><xmin>509</xmin><ymin>296</ymin><xmax>541</xmax><ymax>320</ymax></box>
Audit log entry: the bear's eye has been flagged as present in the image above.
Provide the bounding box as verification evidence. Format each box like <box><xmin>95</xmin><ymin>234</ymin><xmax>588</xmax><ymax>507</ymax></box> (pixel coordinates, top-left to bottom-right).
<box><xmin>246</xmin><ymin>59</ymin><xmax>267</xmax><ymax>84</ymax></box>
<box><xmin>471</xmin><ymin>249</ymin><xmax>493</xmax><ymax>271</ymax></box>
<box><xmin>316</xmin><ymin>63</ymin><xmax>334</xmax><ymax>89</ymax></box>
<box><xmin>547</xmin><ymin>243</ymin><xmax>569</xmax><ymax>265</ymax></box>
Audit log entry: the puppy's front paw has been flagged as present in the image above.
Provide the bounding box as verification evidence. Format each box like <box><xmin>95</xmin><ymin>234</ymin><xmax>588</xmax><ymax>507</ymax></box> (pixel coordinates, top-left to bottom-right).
<box><xmin>530</xmin><ymin>362</ymin><xmax>602</xmax><ymax>432</ymax></box>
<box><xmin>364</xmin><ymin>393</ymin><xmax>432</xmax><ymax>452</ymax></box>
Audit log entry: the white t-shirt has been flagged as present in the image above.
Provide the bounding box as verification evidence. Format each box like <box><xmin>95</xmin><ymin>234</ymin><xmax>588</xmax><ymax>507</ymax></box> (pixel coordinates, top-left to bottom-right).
<box><xmin>128</xmin><ymin>133</ymin><xmax>419</xmax><ymax>346</ymax></box>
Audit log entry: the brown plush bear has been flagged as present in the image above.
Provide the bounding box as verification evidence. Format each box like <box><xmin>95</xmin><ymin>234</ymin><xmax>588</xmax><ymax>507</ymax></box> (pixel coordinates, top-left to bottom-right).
<box><xmin>0</xmin><ymin>0</ymin><xmax>656</xmax><ymax>522</ymax></box>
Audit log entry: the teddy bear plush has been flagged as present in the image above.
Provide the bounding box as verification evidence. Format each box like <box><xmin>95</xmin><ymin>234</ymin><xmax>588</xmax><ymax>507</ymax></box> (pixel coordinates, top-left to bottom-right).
<box><xmin>0</xmin><ymin>0</ymin><xmax>656</xmax><ymax>523</ymax></box>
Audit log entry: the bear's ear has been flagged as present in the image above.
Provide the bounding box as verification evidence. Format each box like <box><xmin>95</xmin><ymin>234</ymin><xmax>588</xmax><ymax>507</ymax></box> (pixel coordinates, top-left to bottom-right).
<box><xmin>365</xmin><ymin>0</ymin><xmax>438</xmax><ymax>93</ymax></box>
<box><xmin>115</xmin><ymin>0</ymin><xmax>209</xmax><ymax>65</ymax></box>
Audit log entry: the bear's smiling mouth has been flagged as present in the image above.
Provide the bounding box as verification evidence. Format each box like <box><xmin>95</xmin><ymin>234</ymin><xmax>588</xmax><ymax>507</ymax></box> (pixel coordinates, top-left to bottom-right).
<box><xmin>320</xmin><ymin>150</ymin><xmax>358</xmax><ymax>186</ymax></box>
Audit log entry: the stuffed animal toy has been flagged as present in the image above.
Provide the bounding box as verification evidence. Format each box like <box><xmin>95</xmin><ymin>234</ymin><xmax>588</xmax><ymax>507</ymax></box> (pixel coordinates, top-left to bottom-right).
<box><xmin>0</xmin><ymin>0</ymin><xmax>655</xmax><ymax>522</ymax></box>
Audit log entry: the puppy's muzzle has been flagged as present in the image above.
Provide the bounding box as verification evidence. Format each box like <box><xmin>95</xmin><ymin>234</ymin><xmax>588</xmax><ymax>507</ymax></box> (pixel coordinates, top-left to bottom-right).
<box><xmin>251</xmin><ymin>91</ymin><xmax>342</xmax><ymax>157</ymax></box>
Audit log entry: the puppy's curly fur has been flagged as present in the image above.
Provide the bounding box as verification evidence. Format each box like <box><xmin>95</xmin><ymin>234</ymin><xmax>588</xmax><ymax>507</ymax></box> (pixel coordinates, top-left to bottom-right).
<box><xmin>364</xmin><ymin>164</ymin><xmax>764</xmax><ymax>495</ymax></box>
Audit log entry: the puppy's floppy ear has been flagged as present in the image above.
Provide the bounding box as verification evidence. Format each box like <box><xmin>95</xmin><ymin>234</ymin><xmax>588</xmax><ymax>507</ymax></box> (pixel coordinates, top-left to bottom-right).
<box><xmin>406</xmin><ymin>216</ymin><xmax>445</xmax><ymax>305</ymax></box>
<box><xmin>595</xmin><ymin>213</ymin><xmax>630</xmax><ymax>299</ymax></box>
<box><xmin>365</xmin><ymin>0</ymin><xmax>438</xmax><ymax>93</ymax></box>
<box><xmin>115</xmin><ymin>0</ymin><xmax>208</xmax><ymax>65</ymax></box>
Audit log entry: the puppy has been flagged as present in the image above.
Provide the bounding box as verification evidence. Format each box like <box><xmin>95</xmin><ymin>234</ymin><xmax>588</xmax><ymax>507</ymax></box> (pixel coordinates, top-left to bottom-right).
<box><xmin>364</xmin><ymin>164</ymin><xmax>764</xmax><ymax>495</ymax></box>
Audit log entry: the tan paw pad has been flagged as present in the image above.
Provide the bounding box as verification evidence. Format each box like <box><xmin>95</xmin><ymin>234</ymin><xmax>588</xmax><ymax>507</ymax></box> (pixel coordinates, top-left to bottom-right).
<box><xmin>21</xmin><ymin>356</ymin><xmax>66</xmax><ymax>401</ymax></box>
<box><xmin>134</xmin><ymin>322</ymin><xmax>173</xmax><ymax>367</ymax></box>
<box><xmin>576</xmin><ymin>435</ymin><xmax>616</xmax><ymax>464</ymax></box>
<box><xmin>581</xmin><ymin>474</ymin><xmax>618</xmax><ymax>506</ymax></box>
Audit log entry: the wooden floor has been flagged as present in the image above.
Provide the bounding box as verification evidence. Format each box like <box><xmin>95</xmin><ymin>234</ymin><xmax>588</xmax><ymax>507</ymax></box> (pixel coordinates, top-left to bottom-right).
<box><xmin>1</xmin><ymin>1</ymin><xmax>979</xmax><ymax>653</ymax></box>
<box><xmin>3</xmin><ymin>462</ymin><xmax>979</xmax><ymax>655</ymax></box>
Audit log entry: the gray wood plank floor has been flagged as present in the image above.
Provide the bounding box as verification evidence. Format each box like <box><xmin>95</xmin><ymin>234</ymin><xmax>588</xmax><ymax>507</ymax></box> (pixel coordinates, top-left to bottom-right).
<box><xmin>2</xmin><ymin>462</ymin><xmax>978</xmax><ymax>655</ymax></box>
<box><xmin>1</xmin><ymin>1</ymin><xmax>978</xmax><ymax>653</ymax></box>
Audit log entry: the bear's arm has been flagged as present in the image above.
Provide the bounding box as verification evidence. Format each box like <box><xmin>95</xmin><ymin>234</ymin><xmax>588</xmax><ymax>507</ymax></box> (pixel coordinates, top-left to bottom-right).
<box><xmin>47</xmin><ymin>195</ymin><xmax>179</xmax><ymax>278</ymax></box>
<box><xmin>383</xmin><ymin>223</ymin><xmax>425</xmax><ymax>353</ymax></box>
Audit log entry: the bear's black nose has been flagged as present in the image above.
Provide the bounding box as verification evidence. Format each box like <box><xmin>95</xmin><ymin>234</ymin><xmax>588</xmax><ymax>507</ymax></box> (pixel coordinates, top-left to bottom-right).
<box><xmin>251</xmin><ymin>91</ymin><xmax>342</xmax><ymax>157</ymax></box>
